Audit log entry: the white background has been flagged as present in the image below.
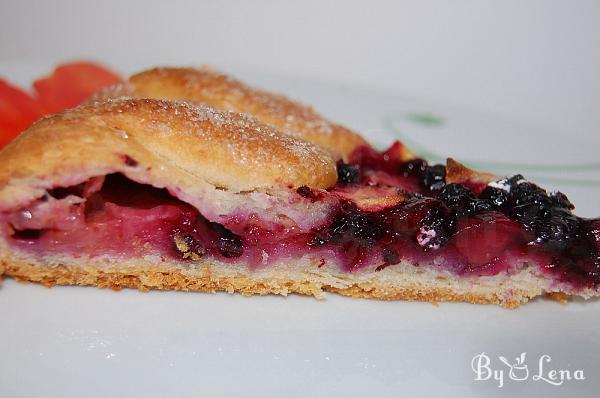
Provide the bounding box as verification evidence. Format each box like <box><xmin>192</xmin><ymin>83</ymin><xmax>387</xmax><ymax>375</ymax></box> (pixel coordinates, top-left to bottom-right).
<box><xmin>1</xmin><ymin>0</ymin><xmax>599</xmax><ymax>140</ymax></box>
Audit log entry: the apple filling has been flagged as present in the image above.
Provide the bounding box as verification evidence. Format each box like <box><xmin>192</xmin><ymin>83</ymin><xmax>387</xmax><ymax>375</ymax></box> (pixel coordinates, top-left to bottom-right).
<box><xmin>3</xmin><ymin>142</ymin><xmax>600</xmax><ymax>290</ymax></box>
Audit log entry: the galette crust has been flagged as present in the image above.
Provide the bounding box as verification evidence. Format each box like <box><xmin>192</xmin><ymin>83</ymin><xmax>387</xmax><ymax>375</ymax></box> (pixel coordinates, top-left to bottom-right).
<box><xmin>1</xmin><ymin>254</ymin><xmax>567</xmax><ymax>309</ymax></box>
<box><xmin>446</xmin><ymin>158</ymin><xmax>498</xmax><ymax>185</ymax></box>
<box><xmin>92</xmin><ymin>66</ymin><xmax>368</xmax><ymax>160</ymax></box>
<box><xmin>0</xmin><ymin>98</ymin><xmax>338</xmax><ymax>211</ymax></box>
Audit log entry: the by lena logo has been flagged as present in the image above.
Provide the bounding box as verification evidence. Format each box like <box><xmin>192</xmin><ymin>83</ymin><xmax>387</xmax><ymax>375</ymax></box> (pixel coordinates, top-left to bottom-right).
<box><xmin>471</xmin><ymin>352</ymin><xmax>585</xmax><ymax>388</ymax></box>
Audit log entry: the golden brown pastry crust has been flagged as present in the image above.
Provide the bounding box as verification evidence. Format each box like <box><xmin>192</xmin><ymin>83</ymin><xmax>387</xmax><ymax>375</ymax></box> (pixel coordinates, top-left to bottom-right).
<box><xmin>1</xmin><ymin>255</ymin><xmax>552</xmax><ymax>308</ymax></box>
<box><xmin>93</xmin><ymin>67</ymin><xmax>368</xmax><ymax>159</ymax></box>
<box><xmin>446</xmin><ymin>158</ymin><xmax>498</xmax><ymax>185</ymax></box>
<box><xmin>0</xmin><ymin>98</ymin><xmax>337</xmax><ymax>210</ymax></box>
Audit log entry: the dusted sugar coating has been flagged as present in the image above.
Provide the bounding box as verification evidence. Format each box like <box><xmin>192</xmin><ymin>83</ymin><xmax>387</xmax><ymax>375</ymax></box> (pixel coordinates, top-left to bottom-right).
<box><xmin>92</xmin><ymin>67</ymin><xmax>368</xmax><ymax>159</ymax></box>
<box><xmin>0</xmin><ymin>98</ymin><xmax>338</xmax><ymax>199</ymax></box>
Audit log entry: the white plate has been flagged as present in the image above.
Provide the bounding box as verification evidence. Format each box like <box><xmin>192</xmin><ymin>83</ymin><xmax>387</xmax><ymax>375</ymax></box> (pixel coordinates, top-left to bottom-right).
<box><xmin>1</xmin><ymin>61</ymin><xmax>598</xmax><ymax>398</ymax></box>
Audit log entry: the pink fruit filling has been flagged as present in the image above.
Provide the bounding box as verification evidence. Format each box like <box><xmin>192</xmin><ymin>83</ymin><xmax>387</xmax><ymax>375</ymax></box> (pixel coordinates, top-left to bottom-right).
<box><xmin>2</xmin><ymin>142</ymin><xmax>600</xmax><ymax>290</ymax></box>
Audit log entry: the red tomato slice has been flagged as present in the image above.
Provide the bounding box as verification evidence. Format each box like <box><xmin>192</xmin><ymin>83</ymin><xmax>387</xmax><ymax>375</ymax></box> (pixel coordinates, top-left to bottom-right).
<box><xmin>33</xmin><ymin>62</ymin><xmax>122</xmax><ymax>113</ymax></box>
<box><xmin>0</xmin><ymin>62</ymin><xmax>122</xmax><ymax>149</ymax></box>
<box><xmin>0</xmin><ymin>79</ymin><xmax>45</xmax><ymax>148</ymax></box>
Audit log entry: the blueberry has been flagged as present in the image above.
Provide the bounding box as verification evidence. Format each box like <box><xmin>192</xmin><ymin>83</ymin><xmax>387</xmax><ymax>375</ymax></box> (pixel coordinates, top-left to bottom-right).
<box><xmin>438</xmin><ymin>184</ymin><xmax>475</xmax><ymax>208</ymax></box>
<box><xmin>210</xmin><ymin>222</ymin><xmax>244</xmax><ymax>258</ymax></box>
<box><xmin>507</xmin><ymin>180</ymin><xmax>555</xmax><ymax>228</ymax></box>
<box><xmin>510</xmin><ymin>181</ymin><xmax>552</xmax><ymax>209</ymax></box>
<box><xmin>216</xmin><ymin>235</ymin><xmax>244</xmax><ymax>258</ymax></box>
<box><xmin>511</xmin><ymin>203</ymin><xmax>545</xmax><ymax>225</ymax></box>
<box><xmin>172</xmin><ymin>231</ymin><xmax>206</xmax><ymax>260</ymax></box>
<box><xmin>500</xmin><ymin>176</ymin><xmax>594</xmax><ymax>272</ymax></box>
<box><xmin>325</xmin><ymin>201</ymin><xmax>386</xmax><ymax>246</ymax></box>
<box><xmin>537</xmin><ymin>209</ymin><xmax>581</xmax><ymax>244</ymax></box>
<box><xmin>422</xmin><ymin>164</ymin><xmax>446</xmax><ymax>191</ymax></box>
<box><xmin>296</xmin><ymin>186</ymin><xmax>312</xmax><ymax>198</ymax></box>
<box><xmin>437</xmin><ymin>183</ymin><xmax>493</xmax><ymax>225</ymax></box>
<box><xmin>308</xmin><ymin>234</ymin><xmax>327</xmax><ymax>246</ymax></box>
<box><xmin>329</xmin><ymin>210</ymin><xmax>381</xmax><ymax>245</ymax></box>
<box><xmin>479</xmin><ymin>186</ymin><xmax>509</xmax><ymax>208</ymax></box>
<box><xmin>550</xmin><ymin>191</ymin><xmax>575</xmax><ymax>210</ymax></box>
<box><xmin>470</xmin><ymin>199</ymin><xmax>494</xmax><ymax>213</ymax></box>
<box><xmin>337</xmin><ymin>163</ymin><xmax>361</xmax><ymax>184</ymax></box>
<box><xmin>507</xmin><ymin>174</ymin><xmax>525</xmax><ymax>188</ymax></box>
<box><xmin>418</xmin><ymin>206</ymin><xmax>449</xmax><ymax>249</ymax></box>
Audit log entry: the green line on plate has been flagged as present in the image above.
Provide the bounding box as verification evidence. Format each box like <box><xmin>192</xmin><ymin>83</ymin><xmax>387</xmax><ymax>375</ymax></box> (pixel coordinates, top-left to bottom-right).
<box><xmin>406</xmin><ymin>112</ymin><xmax>445</xmax><ymax>127</ymax></box>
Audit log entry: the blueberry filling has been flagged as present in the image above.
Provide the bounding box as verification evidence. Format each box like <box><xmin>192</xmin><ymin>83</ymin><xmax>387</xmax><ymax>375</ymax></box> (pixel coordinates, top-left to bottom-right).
<box><xmin>3</xmin><ymin>143</ymin><xmax>600</xmax><ymax>289</ymax></box>
<box><xmin>7</xmin><ymin>174</ymin><xmax>245</xmax><ymax>261</ymax></box>
<box><xmin>328</xmin><ymin>146</ymin><xmax>600</xmax><ymax>286</ymax></box>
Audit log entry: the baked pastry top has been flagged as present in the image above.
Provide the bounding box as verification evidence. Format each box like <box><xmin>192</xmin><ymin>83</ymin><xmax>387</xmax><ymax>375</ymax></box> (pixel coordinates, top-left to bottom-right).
<box><xmin>0</xmin><ymin>98</ymin><xmax>336</xmax><ymax>200</ymax></box>
<box><xmin>1</xmin><ymin>68</ymin><xmax>599</xmax><ymax>308</ymax></box>
<box><xmin>93</xmin><ymin>67</ymin><xmax>369</xmax><ymax>160</ymax></box>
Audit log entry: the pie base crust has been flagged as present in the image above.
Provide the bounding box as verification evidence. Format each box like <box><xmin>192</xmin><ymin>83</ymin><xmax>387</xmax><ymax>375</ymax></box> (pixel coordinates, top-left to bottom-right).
<box><xmin>1</xmin><ymin>252</ymin><xmax>562</xmax><ymax>308</ymax></box>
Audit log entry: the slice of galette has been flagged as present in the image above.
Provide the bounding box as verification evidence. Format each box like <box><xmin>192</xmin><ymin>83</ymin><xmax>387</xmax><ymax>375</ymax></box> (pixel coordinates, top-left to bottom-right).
<box><xmin>1</xmin><ymin>98</ymin><xmax>599</xmax><ymax>308</ymax></box>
